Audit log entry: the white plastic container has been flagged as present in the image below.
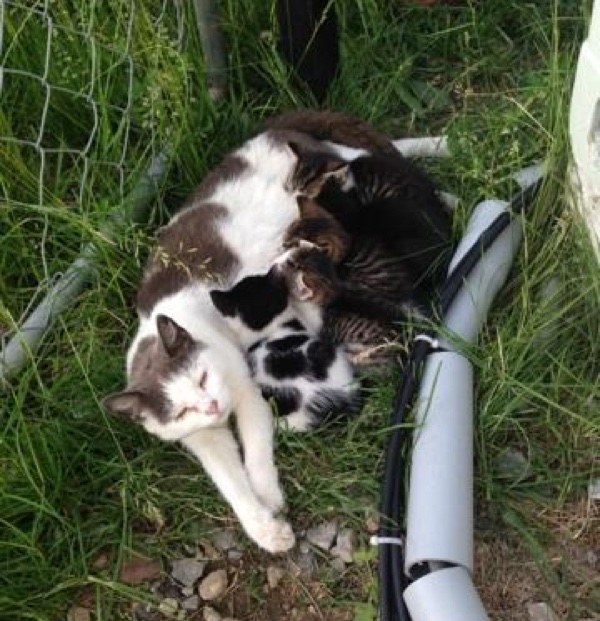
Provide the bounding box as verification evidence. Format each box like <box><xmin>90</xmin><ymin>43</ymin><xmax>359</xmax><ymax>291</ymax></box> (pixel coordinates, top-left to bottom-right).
<box><xmin>570</xmin><ymin>1</ymin><xmax>600</xmax><ymax>253</ymax></box>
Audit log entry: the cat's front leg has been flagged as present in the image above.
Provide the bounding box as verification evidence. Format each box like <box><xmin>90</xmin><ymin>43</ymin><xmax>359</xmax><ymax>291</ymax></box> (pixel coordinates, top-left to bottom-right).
<box><xmin>234</xmin><ymin>383</ymin><xmax>287</xmax><ymax>514</ymax></box>
<box><xmin>180</xmin><ymin>427</ymin><xmax>295</xmax><ymax>553</ymax></box>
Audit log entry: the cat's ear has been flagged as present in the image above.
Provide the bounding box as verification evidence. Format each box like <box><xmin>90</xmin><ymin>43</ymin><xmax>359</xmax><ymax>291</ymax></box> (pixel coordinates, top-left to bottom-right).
<box><xmin>318</xmin><ymin>157</ymin><xmax>349</xmax><ymax>181</ymax></box>
<box><xmin>287</xmin><ymin>141</ymin><xmax>304</xmax><ymax>161</ymax></box>
<box><xmin>209</xmin><ymin>289</ymin><xmax>236</xmax><ymax>317</ymax></box>
<box><xmin>292</xmin><ymin>272</ymin><xmax>314</xmax><ymax>301</ymax></box>
<box><xmin>102</xmin><ymin>390</ymin><xmax>146</xmax><ymax>420</ymax></box>
<box><xmin>156</xmin><ymin>314</ymin><xmax>194</xmax><ymax>357</ymax></box>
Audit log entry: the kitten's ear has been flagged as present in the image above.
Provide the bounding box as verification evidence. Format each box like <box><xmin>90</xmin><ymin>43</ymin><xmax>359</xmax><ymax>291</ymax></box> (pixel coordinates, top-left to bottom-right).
<box><xmin>102</xmin><ymin>390</ymin><xmax>146</xmax><ymax>420</ymax></box>
<box><xmin>293</xmin><ymin>272</ymin><xmax>314</xmax><ymax>301</ymax></box>
<box><xmin>318</xmin><ymin>157</ymin><xmax>349</xmax><ymax>180</ymax></box>
<box><xmin>156</xmin><ymin>314</ymin><xmax>194</xmax><ymax>357</ymax></box>
<box><xmin>287</xmin><ymin>141</ymin><xmax>304</xmax><ymax>161</ymax></box>
<box><xmin>209</xmin><ymin>289</ymin><xmax>236</xmax><ymax>317</ymax></box>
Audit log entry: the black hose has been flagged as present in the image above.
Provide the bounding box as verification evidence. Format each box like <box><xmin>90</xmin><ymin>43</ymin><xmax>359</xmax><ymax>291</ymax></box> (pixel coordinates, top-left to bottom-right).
<box><xmin>378</xmin><ymin>179</ymin><xmax>542</xmax><ymax>620</ymax></box>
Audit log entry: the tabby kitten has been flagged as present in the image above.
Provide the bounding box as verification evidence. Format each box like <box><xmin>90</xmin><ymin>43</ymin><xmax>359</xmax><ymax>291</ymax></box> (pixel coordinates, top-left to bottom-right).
<box><xmin>286</xmin><ymin>141</ymin><xmax>452</xmax><ymax>294</ymax></box>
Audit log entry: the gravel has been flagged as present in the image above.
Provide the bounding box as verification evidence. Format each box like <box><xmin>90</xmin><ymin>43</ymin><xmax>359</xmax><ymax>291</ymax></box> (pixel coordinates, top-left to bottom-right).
<box><xmin>306</xmin><ymin>520</ymin><xmax>338</xmax><ymax>551</ymax></box>
<box><xmin>170</xmin><ymin>558</ymin><xmax>207</xmax><ymax>586</ymax></box>
<box><xmin>266</xmin><ymin>565</ymin><xmax>285</xmax><ymax>589</ymax></box>
<box><xmin>198</xmin><ymin>569</ymin><xmax>228</xmax><ymax>601</ymax></box>
<box><xmin>331</xmin><ymin>529</ymin><xmax>355</xmax><ymax>564</ymax></box>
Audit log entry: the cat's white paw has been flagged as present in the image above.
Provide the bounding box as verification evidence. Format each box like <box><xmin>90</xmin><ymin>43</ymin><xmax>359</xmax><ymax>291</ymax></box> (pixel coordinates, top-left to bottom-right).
<box><xmin>244</xmin><ymin>512</ymin><xmax>296</xmax><ymax>554</ymax></box>
<box><xmin>246</xmin><ymin>464</ymin><xmax>287</xmax><ymax>513</ymax></box>
<box><xmin>254</xmin><ymin>482</ymin><xmax>286</xmax><ymax>514</ymax></box>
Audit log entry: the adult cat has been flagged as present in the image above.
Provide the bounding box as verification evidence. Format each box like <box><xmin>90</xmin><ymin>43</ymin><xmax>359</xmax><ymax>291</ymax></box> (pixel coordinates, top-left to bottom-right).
<box><xmin>103</xmin><ymin>131</ymin><xmax>322</xmax><ymax>553</ymax></box>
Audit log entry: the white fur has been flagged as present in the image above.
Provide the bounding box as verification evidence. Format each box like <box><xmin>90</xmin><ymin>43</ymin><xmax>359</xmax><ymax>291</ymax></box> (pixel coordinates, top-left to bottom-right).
<box><xmin>128</xmin><ymin>298</ymin><xmax>292</xmax><ymax>550</ymax></box>
<box><xmin>211</xmin><ymin>135</ymin><xmax>301</xmax><ymax>282</ymax></box>
<box><xmin>251</xmin><ymin>328</ymin><xmax>357</xmax><ymax>432</ymax></box>
<box><xmin>179</xmin><ymin>428</ymin><xmax>294</xmax><ymax>553</ymax></box>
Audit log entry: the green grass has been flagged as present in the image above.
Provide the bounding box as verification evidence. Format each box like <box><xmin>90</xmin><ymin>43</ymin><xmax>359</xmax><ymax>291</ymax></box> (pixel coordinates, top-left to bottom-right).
<box><xmin>1</xmin><ymin>1</ymin><xmax>599</xmax><ymax>620</ymax></box>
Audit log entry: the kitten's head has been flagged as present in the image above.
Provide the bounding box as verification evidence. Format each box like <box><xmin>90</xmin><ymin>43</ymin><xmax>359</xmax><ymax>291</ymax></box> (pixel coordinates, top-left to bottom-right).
<box><xmin>274</xmin><ymin>241</ymin><xmax>339</xmax><ymax>306</ymax></box>
<box><xmin>285</xmin><ymin>142</ymin><xmax>349</xmax><ymax>198</ymax></box>
<box><xmin>209</xmin><ymin>269</ymin><xmax>290</xmax><ymax>332</ymax></box>
<box><xmin>102</xmin><ymin>315</ymin><xmax>233</xmax><ymax>441</ymax></box>
<box><xmin>284</xmin><ymin>196</ymin><xmax>350</xmax><ymax>264</ymax></box>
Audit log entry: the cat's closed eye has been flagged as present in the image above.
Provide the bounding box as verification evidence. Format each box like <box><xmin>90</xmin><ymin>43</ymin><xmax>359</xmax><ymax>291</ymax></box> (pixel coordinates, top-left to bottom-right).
<box><xmin>199</xmin><ymin>371</ymin><xmax>208</xmax><ymax>389</ymax></box>
<box><xmin>176</xmin><ymin>406</ymin><xmax>194</xmax><ymax>420</ymax></box>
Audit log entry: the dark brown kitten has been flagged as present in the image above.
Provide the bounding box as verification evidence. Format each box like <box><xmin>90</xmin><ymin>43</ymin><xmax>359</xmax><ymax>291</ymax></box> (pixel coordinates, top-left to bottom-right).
<box><xmin>283</xmin><ymin>196</ymin><xmax>350</xmax><ymax>265</ymax></box>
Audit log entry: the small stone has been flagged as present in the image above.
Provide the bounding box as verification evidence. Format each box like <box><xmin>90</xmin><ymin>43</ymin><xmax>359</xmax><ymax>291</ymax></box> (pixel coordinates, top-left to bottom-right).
<box><xmin>158</xmin><ymin>598</ymin><xmax>179</xmax><ymax>615</ymax></box>
<box><xmin>365</xmin><ymin>514</ymin><xmax>379</xmax><ymax>534</ymax></box>
<box><xmin>227</xmin><ymin>549</ymin><xmax>243</xmax><ymax>561</ymax></box>
<box><xmin>330</xmin><ymin>557</ymin><xmax>346</xmax><ymax>572</ymax></box>
<box><xmin>212</xmin><ymin>529</ymin><xmax>238</xmax><ymax>551</ymax></box>
<box><xmin>120</xmin><ymin>559</ymin><xmax>162</xmax><ymax>584</ymax></box>
<box><xmin>299</xmin><ymin>541</ymin><xmax>311</xmax><ymax>555</ymax></box>
<box><xmin>67</xmin><ymin>606</ymin><xmax>91</xmax><ymax>621</ymax></box>
<box><xmin>203</xmin><ymin>606</ymin><xmax>222</xmax><ymax>621</ymax></box>
<box><xmin>181</xmin><ymin>595</ymin><xmax>200</xmax><ymax>611</ymax></box>
<box><xmin>266</xmin><ymin>565</ymin><xmax>285</xmax><ymax>589</ymax></box>
<box><xmin>527</xmin><ymin>602</ymin><xmax>557</xmax><ymax>621</ymax></box>
<box><xmin>199</xmin><ymin>569</ymin><xmax>228</xmax><ymax>600</ymax></box>
<box><xmin>306</xmin><ymin>520</ymin><xmax>338</xmax><ymax>550</ymax></box>
<box><xmin>494</xmin><ymin>448</ymin><xmax>531</xmax><ymax>481</ymax></box>
<box><xmin>198</xmin><ymin>542</ymin><xmax>220</xmax><ymax>560</ymax></box>
<box><xmin>171</xmin><ymin>558</ymin><xmax>207</xmax><ymax>586</ymax></box>
<box><xmin>181</xmin><ymin>585</ymin><xmax>194</xmax><ymax>597</ymax></box>
<box><xmin>177</xmin><ymin>611</ymin><xmax>186</xmax><ymax>621</ymax></box>
<box><xmin>289</xmin><ymin>546</ymin><xmax>318</xmax><ymax>578</ymax></box>
<box><xmin>158</xmin><ymin>579</ymin><xmax>183</xmax><ymax>600</ymax></box>
<box><xmin>331</xmin><ymin>528</ymin><xmax>355</xmax><ymax>564</ymax></box>
<box><xmin>132</xmin><ymin>603</ymin><xmax>161</xmax><ymax>621</ymax></box>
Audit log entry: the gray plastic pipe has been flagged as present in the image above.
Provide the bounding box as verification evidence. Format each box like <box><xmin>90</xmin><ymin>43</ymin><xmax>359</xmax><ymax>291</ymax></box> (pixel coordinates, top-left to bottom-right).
<box><xmin>0</xmin><ymin>152</ymin><xmax>169</xmax><ymax>383</ymax></box>
<box><xmin>192</xmin><ymin>0</ymin><xmax>227</xmax><ymax>99</ymax></box>
<box><xmin>403</xmin><ymin>186</ymin><xmax>540</xmax><ymax>619</ymax></box>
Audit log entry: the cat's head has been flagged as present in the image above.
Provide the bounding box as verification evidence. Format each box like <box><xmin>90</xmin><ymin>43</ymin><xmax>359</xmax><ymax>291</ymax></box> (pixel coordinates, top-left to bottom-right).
<box><xmin>102</xmin><ymin>315</ymin><xmax>233</xmax><ymax>441</ymax></box>
<box><xmin>209</xmin><ymin>269</ymin><xmax>290</xmax><ymax>333</ymax></box>
<box><xmin>285</xmin><ymin>142</ymin><xmax>349</xmax><ymax>198</ymax></box>
<box><xmin>283</xmin><ymin>196</ymin><xmax>350</xmax><ymax>264</ymax></box>
<box><xmin>274</xmin><ymin>241</ymin><xmax>339</xmax><ymax>306</ymax></box>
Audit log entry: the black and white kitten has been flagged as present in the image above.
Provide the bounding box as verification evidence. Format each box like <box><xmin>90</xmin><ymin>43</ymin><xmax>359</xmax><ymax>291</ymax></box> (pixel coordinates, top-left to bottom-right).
<box><xmin>210</xmin><ymin>245</ymin><xmax>360</xmax><ymax>431</ymax></box>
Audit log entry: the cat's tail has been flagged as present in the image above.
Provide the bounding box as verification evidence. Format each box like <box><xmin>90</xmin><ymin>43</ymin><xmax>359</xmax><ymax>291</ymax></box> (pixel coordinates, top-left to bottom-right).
<box><xmin>263</xmin><ymin>110</ymin><xmax>395</xmax><ymax>154</ymax></box>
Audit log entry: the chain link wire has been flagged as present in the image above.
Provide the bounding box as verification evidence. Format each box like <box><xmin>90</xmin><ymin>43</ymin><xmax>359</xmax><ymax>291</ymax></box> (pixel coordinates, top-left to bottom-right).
<box><xmin>0</xmin><ymin>0</ymin><xmax>188</xmax><ymax>375</ymax></box>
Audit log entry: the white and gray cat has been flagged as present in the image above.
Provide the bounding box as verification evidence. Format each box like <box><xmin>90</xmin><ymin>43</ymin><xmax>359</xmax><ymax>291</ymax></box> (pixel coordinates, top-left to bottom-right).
<box><xmin>210</xmin><ymin>243</ymin><xmax>360</xmax><ymax>432</ymax></box>
<box><xmin>103</xmin><ymin>130</ymin><xmax>317</xmax><ymax>553</ymax></box>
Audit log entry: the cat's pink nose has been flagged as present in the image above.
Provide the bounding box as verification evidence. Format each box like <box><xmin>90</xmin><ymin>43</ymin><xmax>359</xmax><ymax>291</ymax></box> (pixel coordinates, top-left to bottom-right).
<box><xmin>206</xmin><ymin>400</ymin><xmax>220</xmax><ymax>415</ymax></box>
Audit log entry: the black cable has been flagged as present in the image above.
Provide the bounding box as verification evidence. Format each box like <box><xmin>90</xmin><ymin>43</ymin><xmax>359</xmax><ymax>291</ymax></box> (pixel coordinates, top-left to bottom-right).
<box><xmin>378</xmin><ymin>179</ymin><xmax>542</xmax><ymax>621</ymax></box>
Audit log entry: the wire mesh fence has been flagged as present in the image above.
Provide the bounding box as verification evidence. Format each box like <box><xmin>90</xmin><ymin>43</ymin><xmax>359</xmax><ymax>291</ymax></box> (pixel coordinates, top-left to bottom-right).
<box><xmin>0</xmin><ymin>0</ymin><xmax>194</xmax><ymax>377</ymax></box>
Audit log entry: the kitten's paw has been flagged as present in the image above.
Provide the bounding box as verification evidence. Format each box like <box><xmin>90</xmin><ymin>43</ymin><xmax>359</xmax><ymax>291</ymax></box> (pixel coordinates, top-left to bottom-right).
<box><xmin>245</xmin><ymin>513</ymin><xmax>296</xmax><ymax>554</ymax></box>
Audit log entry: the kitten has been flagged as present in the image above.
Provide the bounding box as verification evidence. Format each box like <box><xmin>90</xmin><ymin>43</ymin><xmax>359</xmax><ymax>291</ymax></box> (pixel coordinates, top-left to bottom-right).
<box><xmin>210</xmin><ymin>245</ymin><xmax>360</xmax><ymax>432</ymax></box>
<box><xmin>282</xmin><ymin>197</ymin><xmax>424</xmax><ymax>368</ymax></box>
<box><xmin>286</xmin><ymin>141</ymin><xmax>452</xmax><ymax>294</ymax></box>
